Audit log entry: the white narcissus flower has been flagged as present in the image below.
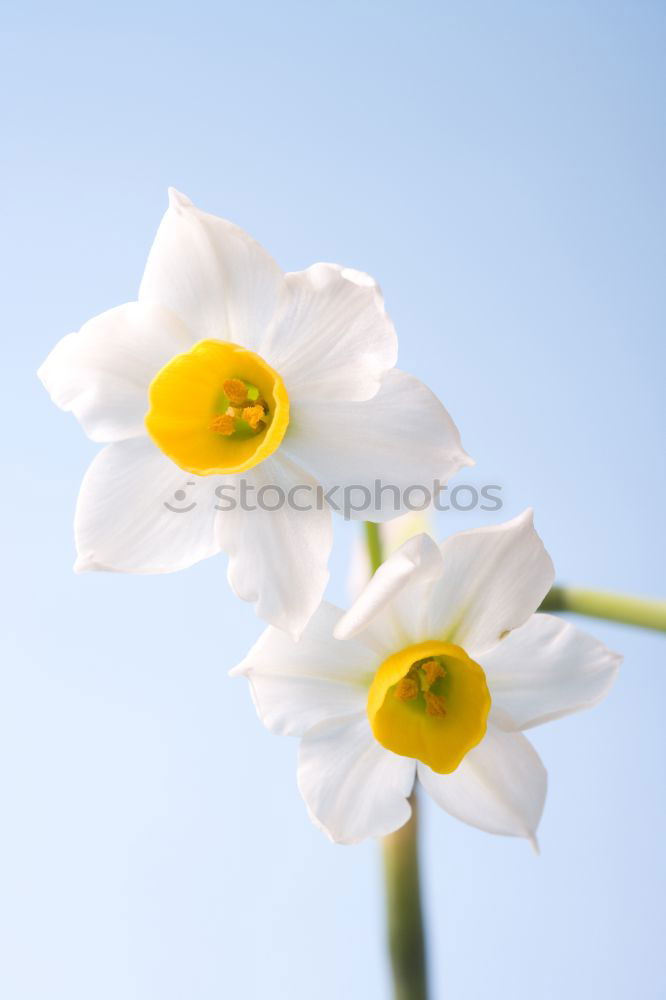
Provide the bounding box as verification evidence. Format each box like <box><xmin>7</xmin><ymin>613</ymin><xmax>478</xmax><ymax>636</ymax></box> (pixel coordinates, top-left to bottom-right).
<box><xmin>38</xmin><ymin>189</ymin><xmax>471</xmax><ymax>637</ymax></box>
<box><xmin>232</xmin><ymin>511</ymin><xmax>621</xmax><ymax>847</ymax></box>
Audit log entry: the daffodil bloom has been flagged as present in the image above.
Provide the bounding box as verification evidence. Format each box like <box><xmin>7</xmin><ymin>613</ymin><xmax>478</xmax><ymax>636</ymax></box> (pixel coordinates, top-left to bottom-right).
<box><xmin>232</xmin><ymin>511</ymin><xmax>620</xmax><ymax>845</ymax></box>
<box><xmin>38</xmin><ymin>189</ymin><xmax>470</xmax><ymax>636</ymax></box>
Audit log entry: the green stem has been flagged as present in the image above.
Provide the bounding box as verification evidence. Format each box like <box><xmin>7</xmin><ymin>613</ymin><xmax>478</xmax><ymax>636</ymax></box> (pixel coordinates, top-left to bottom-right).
<box><xmin>382</xmin><ymin>797</ymin><xmax>429</xmax><ymax>1000</ymax></box>
<box><xmin>540</xmin><ymin>586</ymin><xmax>666</xmax><ymax>633</ymax></box>
<box><xmin>365</xmin><ymin>520</ymin><xmax>384</xmax><ymax>574</ymax></box>
<box><xmin>364</xmin><ymin>521</ymin><xmax>429</xmax><ymax>1000</ymax></box>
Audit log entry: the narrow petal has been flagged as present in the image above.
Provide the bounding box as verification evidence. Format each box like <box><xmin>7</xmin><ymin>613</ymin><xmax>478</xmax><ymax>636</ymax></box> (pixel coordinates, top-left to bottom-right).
<box><xmin>258</xmin><ymin>263</ymin><xmax>397</xmax><ymax>403</ymax></box>
<box><xmin>418</xmin><ymin>726</ymin><xmax>547</xmax><ymax>847</ymax></box>
<box><xmin>74</xmin><ymin>437</ymin><xmax>222</xmax><ymax>573</ymax></box>
<box><xmin>283</xmin><ymin>369</ymin><xmax>472</xmax><ymax>520</ymax></box>
<box><xmin>298</xmin><ymin>713</ymin><xmax>416</xmax><ymax>844</ymax></box>
<box><xmin>139</xmin><ymin>189</ymin><xmax>285</xmax><ymax>349</ymax></box>
<box><xmin>38</xmin><ymin>302</ymin><xmax>193</xmax><ymax>442</ymax></box>
<box><xmin>335</xmin><ymin>534</ymin><xmax>444</xmax><ymax>654</ymax></box>
<box><xmin>427</xmin><ymin>510</ymin><xmax>555</xmax><ymax>656</ymax></box>
<box><xmin>483</xmin><ymin>613</ymin><xmax>621</xmax><ymax>731</ymax></box>
<box><xmin>347</xmin><ymin>510</ymin><xmax>436</xmax><ymax>602</ymax></box>
<box><xmin>231</xmin><ymin>603</ymin><xmax>378</xmax><ymax>736</ymax></box>
<box><xmin>216</xmin><ymin>452</ymin><xmax>332</xmax><ymax>638</ymax></box>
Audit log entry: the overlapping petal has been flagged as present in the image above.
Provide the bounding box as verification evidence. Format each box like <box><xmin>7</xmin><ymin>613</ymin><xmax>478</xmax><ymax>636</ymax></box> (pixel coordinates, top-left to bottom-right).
<box><xmin>216</xmin><ymin>452</ymin><xmax>333</xmax><ymax>638</ymax></box>
<box><xmin>346</xmin><ymin>509</ymin><xmax>436</xmax><ymax>604</ymax></box>
<box><xmin>483</xmin><ymin>613</ymin><xmax>621</xmax><ymax>731</ymax></box>
<box><xmin>38</xmin><ymin>302</ymin><xmax>193</xmax><ymax>443</ymax></box>
<box><xmin>74</xmin><ymin>436</ymin><xmax>222</xmax><ymax>573</ymax></box>
<box><xmin>335</xmin><ymin>533</ymin><xmax>444</xmax><ymax>653</ymax></box>
<box><xmin>231</xmin><ymin>603</ymin><xmax>377</xmax><ymax>736</ymax></box>
<box><xmin>282</xmin><ymin>370</ymin><xmax>472</xmax><ymax>520</ymax></box>
<box><xmin>298</xmin><ymin>712</ymin><xmax>416</xmax><ymax>844</ymax></box>
<box><xmin>258</xmin><ymin>263</ymin><xmax>397</xmax><ymax>403</ymax></box>
<box><xmin>417</xmin><ymin>725</ymin><xmax>547</xmax><ymax>848</ymax></box>
<box><xmin>426</xmin><ymin>510</ymin><xmax>555</xmax><ymax>655</ymax></box>
<box><xmin>139</xmin><ymin>189</ymin><xmax>285</xmax><ymax>349</ymax></box>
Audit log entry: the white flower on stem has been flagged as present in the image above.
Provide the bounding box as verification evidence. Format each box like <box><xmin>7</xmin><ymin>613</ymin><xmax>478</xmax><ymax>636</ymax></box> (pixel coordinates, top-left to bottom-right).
<box><xmin>232</xmin><ymin>511</ymin><xmax>620</xmax><ymax>847</ymax></box>
<box><xmin>39</xmin><ymin>190</ymin><xmax>471</xmax><ymax>636</ymax></box>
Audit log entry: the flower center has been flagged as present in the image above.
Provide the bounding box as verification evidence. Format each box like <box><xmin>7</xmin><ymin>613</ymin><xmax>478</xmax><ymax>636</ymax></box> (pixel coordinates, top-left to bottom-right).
<box><xmin>367</xmin><ymin>641</ymin><xmax>491</xmax><ymax>774</ymax></box>
<box><xmin>145</xmin><ymin>340</ymin><xmax>289</xmax><ymax>475</ymax></box>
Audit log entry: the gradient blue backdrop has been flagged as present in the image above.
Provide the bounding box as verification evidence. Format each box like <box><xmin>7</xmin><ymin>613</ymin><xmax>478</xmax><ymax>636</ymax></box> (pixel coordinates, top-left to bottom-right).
<box><xmin>2</xmin><ymin>2</ymin><xmax>665</xmax><ymax>997</ymax></box>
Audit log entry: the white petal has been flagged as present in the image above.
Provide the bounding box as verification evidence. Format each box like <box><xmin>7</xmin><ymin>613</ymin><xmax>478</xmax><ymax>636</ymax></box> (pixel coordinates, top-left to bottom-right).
<box><xmin>418</xmin><ymin>726</ymin><xmax>547</xmax><ymax>847</ymax></box>
<box><xmin>139</xmin><ymin>189</ymin><xmax>285</xmax><ymax>349</ymax></box>
<box><xmin>298</xmin><ymin>713</ymin><xmax>416</xmax><ymax>844</ymax></box>
<box><xmin>347</xmin><ymin>511</ymin><xmax>437</xmax><ymax>603</ymax></box>
<box><xmin>283</xmin><ymin>369</ymin><xmax>472</xmax><ymax>520</ymax></box>
<box><xmin>258</xmin><ymin>263</ymin><xmax>397</xmax><ymax>403</ymax></box>
<box><xmin>38</xmin><ymin>302</ymin><xmax>193</xmax><ymax>442</ymax></box>
<box><xmin>216</xmin><ymin>452</ymin><xmax>332</xmax><ymax>638</ymax></box>
<box><xmin>335</xmin><ymin>534</ymin><xmax>444</xmax><ymax>654</ymax></box>
<box><xmin>483</xmin><ymin>613</ymin><xmax>621</xmax><ymax>731</ymax></box>
<box><xmin>427</xmin><ymin>510</ymin><xmax>555</xmax><ymax>656</ymax></box>
<box><xmin>74</xmin><ymin>437</ymin><xmax>222</xmax><ymax>573</ymax></box>
<box><xmin>230</xmin><ymin>603</ymin><xmax>377</xmax><ymax>736</ymax></box>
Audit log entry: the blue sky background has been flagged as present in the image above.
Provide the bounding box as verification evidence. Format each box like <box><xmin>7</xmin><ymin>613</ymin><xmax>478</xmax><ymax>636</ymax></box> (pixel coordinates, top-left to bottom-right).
<box><xmin>1</xmin><ymin>2</ymin><xmax>665</xmax><ymax>997</ymax></box>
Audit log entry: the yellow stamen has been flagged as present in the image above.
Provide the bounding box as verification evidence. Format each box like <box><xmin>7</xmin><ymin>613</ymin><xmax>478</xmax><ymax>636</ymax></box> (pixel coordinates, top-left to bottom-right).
<box><xmin>424</xmin><ymin>691</ymin><xmax>448</xmax><ymax>717</ymax></box>
<box><xmin>394</xmin><ymin>677</ymin><xmax>419</xmax><ymax>702</ymax></box>
<box><xmin>242</xmin><ymin>405</ymin><xmax>266</xmax><ymax>430</ymax></box>
<box><xmin>223</xmin><ymin>378</ymin><xmax>250</xmax><ymax>406</ymax></box>
<box><xmin>420</xmin><ymin>659</ymin><xmax>446</xmax><ymax>691</ymax></box>
<box><xmin>209</xmin><ymin>414</ymin><xmax>236</xmax><ymax>436</ymax></box>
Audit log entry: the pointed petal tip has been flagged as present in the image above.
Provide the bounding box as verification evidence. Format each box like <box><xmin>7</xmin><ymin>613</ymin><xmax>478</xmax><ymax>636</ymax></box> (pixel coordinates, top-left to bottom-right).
<box><xmin>74</xmin><ymin>553</ymin><xmax>112</xmax><ymax>573</ymax></box>
<box><xmin>605</xmin><ymin>649</ymin><xmax>624</xmax><ymax>685</ymax></box>
<box><xmin>515</xmin><ymin>506</ymin><xmax>535</xmax><ymax>527</ymax></box>
<box><xmin>167</xmin><ymin>187</ymin><xmax>194</xmax><ymax>211</ymax></box>
<box><xmin>509</xmin><ymin>508</ymin><xmax>555</xmax><ymax>594</ymax></box>
<box><xmin>452</xmin><ymin>445</ymin><xmax>475</xmax><ymax>470</ymax></box>
<box><xmin>529</xmin><ymin>832</ymin><xmax>541</xmax><ymax>856</ymax></box>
